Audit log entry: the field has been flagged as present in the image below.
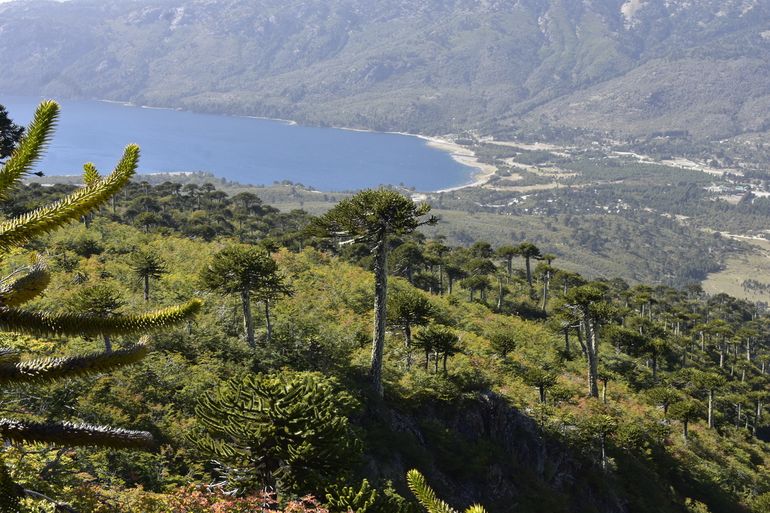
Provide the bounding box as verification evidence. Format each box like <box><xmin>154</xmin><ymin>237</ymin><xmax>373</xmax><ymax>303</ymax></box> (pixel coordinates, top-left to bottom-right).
<box><xmin>703</xmin><ymin>237</ymin><xmax>770</xmax><ymax>303</ymax></box>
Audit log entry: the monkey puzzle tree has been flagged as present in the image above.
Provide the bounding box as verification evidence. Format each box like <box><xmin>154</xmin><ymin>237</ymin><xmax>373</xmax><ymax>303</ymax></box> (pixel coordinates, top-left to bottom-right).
<box><xmin>692</xmin><ymin>370</ymin><xmax>726</xmax><ymax>429</ymax></box>
<box><xmin>310</xmin><ymin>189</ymin><xmax>436</xmax><ymax>397</ymax></box>
<box><xmin>130</xmin><ymin>250</ymin><xmax>167</xmax><ymax>302</ymax></box>
<box><xmin>388</xmin><ymin>284</ymin><xmax>435</xmax><ymax>369</ymax></box>
<box><xmin>669</xmin><ymin>399</ymin><xmax>701</xmax><ymax>442</ymax></box>
<box><xmin>520</xmin><ymin>365</ymin><xmax>558</xmax><ymax>404</ymax></box>
<box><xmin>191</xmin><ymin>371</ymin><xmax>360</xmax><ymax>497</ymax></box>
<box><xmin>515</xmin><ymin>242</ymin><xmax>542</xmax><ymax>290</ymax></box>
<box><xmin>562</xmin><ymin>284</ymin><xmax>613</xmax><ymax>398</ymax></box>
<box><xmin>414</xmin><ymin>323</ymin><xmax>460</xmax><ymax>374</ymax></box>
<box><xmin>495</xmin><ymin>245</ymin><xmax>518</xmax><ymax>280</ymax></box>
<box><xmin>200</xmin><ymin>244</ymin><xmax>291</xmax><ymax>347</ymax></box>
<box><xmin>0</xmin><ymin>100</ymin><xmax>201</xmax><ymax>511</ymax></box>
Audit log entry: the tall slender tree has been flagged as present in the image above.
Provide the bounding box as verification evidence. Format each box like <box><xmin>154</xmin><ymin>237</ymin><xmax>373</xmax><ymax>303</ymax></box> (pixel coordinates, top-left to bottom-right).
<box><xmin>515</xmin><ymin>242</ymin><xmax>543</xmax><ymax>289</ymax></box>
<box><xmin>495</xmin><ymin>245</ymin><xmax>518</xmax><ymax>280</ymax></box>
<box><xmin>310</xmin><ymin>189</ymin><xmax>436</xmax><ymax>397</ymax></box>
<box><xmin>130</xmin><ymin>250</ymin><xmax>167</xmax><ymax>302</ymax></box>
<box><xmin>563</xmin><ymin>284</ymin><xmax>613</xmax><ymax>398</ymax></box>
<box><xmin>200</xmin><ymin>245</ymin><xmax>290</xmax><ymax>347</ymax></box>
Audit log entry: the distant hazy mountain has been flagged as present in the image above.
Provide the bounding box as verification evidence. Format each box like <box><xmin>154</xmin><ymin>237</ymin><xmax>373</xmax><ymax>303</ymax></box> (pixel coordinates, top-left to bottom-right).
<box><xmin>1</xmin><ymin>0</ymin><xmax>769</xmax><ymax>139</ymax></box>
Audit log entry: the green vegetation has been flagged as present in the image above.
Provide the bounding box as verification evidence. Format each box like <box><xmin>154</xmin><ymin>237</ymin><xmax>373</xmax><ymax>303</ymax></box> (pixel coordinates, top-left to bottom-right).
<box><xmin>0</xmin><ymin>101</ymin><xmax>200</xmax><ymax>510</ymax></box>
<box><xmin>0</xmin><ymin>101</ymin><xmax>769</xmax><ymax>513</ymax></box>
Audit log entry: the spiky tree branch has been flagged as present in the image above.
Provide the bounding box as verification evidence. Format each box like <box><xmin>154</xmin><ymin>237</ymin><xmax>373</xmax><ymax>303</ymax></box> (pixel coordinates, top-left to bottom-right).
<box><xmin>407</xmin><ymin>469</ymin><xmax>488</xmax><ymax>513</ymax></box>
<box><xmin>0</xmin><ymin>419</ymin><xmax>154</xmax><ymax>449</ymax></box>
<box><xmin>0</xmin><ymin>101</ymin><xmax>58</xmax><ymax>199</ymax></box>
<box><xmin>0</xmin><ymin>299</ymin><xmax>202</xmax><ymax>338</ymax></box>
<box><xmin>0</xmin><ymin>264</ymin><xmax>50</xmax><ymax>307</ymax></box>
<box><xmin>0</xmin><ymin>341</ymin><xmax>148</xmax><ymax>385</ymax></box>
<box><xmin>0</xmin><ymin>144</ymin><xmax>139</xmax><ymax>250</ymax></box>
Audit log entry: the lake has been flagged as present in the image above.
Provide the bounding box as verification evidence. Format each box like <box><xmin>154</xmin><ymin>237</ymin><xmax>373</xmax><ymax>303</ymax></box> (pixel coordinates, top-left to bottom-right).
<box><xmin>1</xmin><ymin>96</ymin><xmax>475</xmax><ymax>191</ymax></box>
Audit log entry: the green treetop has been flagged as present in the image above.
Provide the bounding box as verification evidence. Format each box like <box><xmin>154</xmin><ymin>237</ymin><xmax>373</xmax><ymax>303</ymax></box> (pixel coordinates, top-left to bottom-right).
<box><xmin>200</xmin><ymin>244</ymin><xmax>291</xmax><ymax>347</ymax></box>
<box><xmin>130</xmin><ymin>249</ymin><xmax>167</xmax><ymax>302</ymax></box>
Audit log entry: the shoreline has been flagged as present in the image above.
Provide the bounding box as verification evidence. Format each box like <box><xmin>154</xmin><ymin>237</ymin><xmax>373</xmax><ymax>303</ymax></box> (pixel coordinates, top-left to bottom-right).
<box><xmin>95</xmin><ymin>97</ymin><xmax>493</xmax><ymax>193</ymax></box>
<box><xmin>335</xmin><ymin>125</ymin><xmax>497</xmax><ymax>191</ymax></box>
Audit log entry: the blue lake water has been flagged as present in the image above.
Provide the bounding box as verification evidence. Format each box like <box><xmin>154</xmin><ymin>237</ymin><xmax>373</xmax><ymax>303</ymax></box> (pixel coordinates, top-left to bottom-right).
<box><xmin>1</xmin><ymin>96</ymin><xmax>474</xmax><ymax>191</ymax></box>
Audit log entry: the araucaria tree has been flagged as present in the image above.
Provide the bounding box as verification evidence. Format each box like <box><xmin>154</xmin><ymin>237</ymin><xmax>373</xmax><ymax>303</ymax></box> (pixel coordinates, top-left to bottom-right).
<box><xmin>130</xmin><ymin>250</ymin><xmax>167</xmax><ymax>301</ymax></box>
<box><xmin>388</xmin><ymin>284</ymin><xmax>435</xmax><ymax>369</ymax></box>
<box><xmin>192</xmin><ymin>370</ymin><xmax>360</xmax><ymax>497</ymax></box>
<box><xmin>563</xmin><ymin>284</ymin><xmax>613</xmax><ymax>398</ymax></box>
<box><xmin>515</xmin><ymin>242</ymin><xmax>543</xmax><ymax>290</ymax></box>
<box><xmin>200</xmin><ymin>244</ymin><xmax>291</xmax><ymax>347</ymax></box>
<box><xmin>311</xmin><ymin>189</ymin><xmax>436</xmax><ymax>397</ymax></box>
<box><xmin>0</xmin><ymin>100</ymin><xmax>201</xmax><ymax>511</ymax></box>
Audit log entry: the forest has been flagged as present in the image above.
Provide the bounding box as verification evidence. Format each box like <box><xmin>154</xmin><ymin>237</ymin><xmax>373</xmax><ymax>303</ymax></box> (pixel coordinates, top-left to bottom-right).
<box><xmin>0</xmin><ymin>102</ymin><xmax>769</xmax><ymax>513</ymax></box>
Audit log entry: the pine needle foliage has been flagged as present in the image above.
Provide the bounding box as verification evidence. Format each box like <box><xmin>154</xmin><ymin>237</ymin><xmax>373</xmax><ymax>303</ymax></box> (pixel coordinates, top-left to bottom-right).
<box><xmin>406</xmin><ymin>469</ymin><xmax>488</xmax><ymax>513</ymax></box>
<box><xmin>0</xmin><ymin>100</ymin><xmax>200</xmax><ymax>509</ymax></box>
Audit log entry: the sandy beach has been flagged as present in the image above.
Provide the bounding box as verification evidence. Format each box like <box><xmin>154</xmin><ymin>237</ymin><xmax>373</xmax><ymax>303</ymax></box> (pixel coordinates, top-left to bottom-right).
<box><xmin>418</xmin><ymin>136</ymin><xmax>497</xmax><ymax>192</ymax></box>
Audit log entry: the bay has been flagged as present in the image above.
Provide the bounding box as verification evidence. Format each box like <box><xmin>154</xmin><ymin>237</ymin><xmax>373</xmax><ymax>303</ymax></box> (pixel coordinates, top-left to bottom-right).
<box><xmin>1</xmin><ymin>95</ymin><xmax>475</xmax><ymax>191</ymax></box>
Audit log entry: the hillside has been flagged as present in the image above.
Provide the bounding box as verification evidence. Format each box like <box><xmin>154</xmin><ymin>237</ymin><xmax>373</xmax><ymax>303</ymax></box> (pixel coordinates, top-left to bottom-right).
<box><xmin>2</xmin><ymin>173</ymin><xmax>770</xmax><ymax>513</ymax></box>
<box><xmin>1</xmin><ymin>0</ymin><xmax>769</xmax><ymax>140</ymax></box>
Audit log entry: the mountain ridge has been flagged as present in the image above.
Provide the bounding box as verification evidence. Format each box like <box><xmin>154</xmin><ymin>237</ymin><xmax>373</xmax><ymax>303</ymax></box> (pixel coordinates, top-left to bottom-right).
<box><xmin>1</xmin><ymin>0</ymin><xmax>769</xmax><ymax>140</ymax></box>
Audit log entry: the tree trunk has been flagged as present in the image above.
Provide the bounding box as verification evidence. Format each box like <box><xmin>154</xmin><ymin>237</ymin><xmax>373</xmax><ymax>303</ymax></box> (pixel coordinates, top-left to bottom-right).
<box><xmin>443</xmin><ymin>353</ymin><xmax>448</xmax><ymax>375</ymax></box>
<box><xmin>683</xmin><ymin>420</ymin><xmax>689</xmax><ymax>442</ymax></box>
<box><xmin>103</xmin><ymin>334</ymin><xmax>112</xmax><ymax>353</ymax></box>
<box><xmin>447</xmin><ymin>276</ymin><xmax>453</xmax><ymax>295</ymax></box>
<box><xmin>576</xmin><ymin>324</ymin><xmax>587</xmax><ymax>358</ymax></box>
<box><xmin>539</xmin><ymin>385</ymin><xmax>546</xmax><ymax>404</ymax></box>
<box><xmin>564</xmin><ymin>329</ymin><xmax>570</xmax><ymax>354</ymax></box>
<box><xmin>404</xmin><ymin>322</ymin><xmax>413</xmax><ymax>369</ymax></box>
<box><xmin>585</xmin><ymin>312</ymin><xmax>600</xmax><ymax>398</ymax></box>
<box><xmin>600</xmin><ymin>433</ymin><xmax>607</xmax><ymax>472</ymax></box>
<box><xmin>707</xmin><ymin>389</ymin><xmax>714</xmax><ymax>428</ymax></box>
<box><xmin>371</xmin><ymin>236</ymin><xmax>388</xmax><ymax>397</ymax></box>
<box><xmin>264</xmin><ymin>300</ymin><xmax>273</xmax><ymax>343</ymax></box>
<box><xmin>241</xmin><ymin>288</ymin><xmax>255</xmax><ymax>349</ymax></box>
<box><xmin>497</xmin><ymin>276</ymin><xmax>504</xmax><ymax>311</ymax></box>
<box><xmin>143</xmin><ymin>275</ymin><xmax>150</xmax><ymax>302</ymax></box>
<box><xmin>506</xmin><ymin>257</ymin><xmax>512</xmax><ymax>278</ymax></box>
<box><xmin>602</xmin><ymin>379</ymin><xmax>608</xmax><ymax>404</ymax></box>
<box><xmin>541</xmin><ymin>271</ymin><xmax>550</xmax><ymax>312</ymax></box>
<box><xmin>438</xmin><ymin>264</ymin><xmax>444</xmax><ymax>295</ymax></box>
<box><xmin>525</xmin><ymin>257</ymin><xmax>532</xmax><ymax>288</ymax></box>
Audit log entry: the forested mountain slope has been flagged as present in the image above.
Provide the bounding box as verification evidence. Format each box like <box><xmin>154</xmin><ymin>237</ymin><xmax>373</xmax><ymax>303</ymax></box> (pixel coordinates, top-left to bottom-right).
<box><xmin>4</xmin><ymin>176</ymin><xmax>770</xmax><ymax>513</ymax></box>
<box><xmin>1</xmin><ymin>0</ymin><xmax>769</xmax><ymax>140</ymax></box>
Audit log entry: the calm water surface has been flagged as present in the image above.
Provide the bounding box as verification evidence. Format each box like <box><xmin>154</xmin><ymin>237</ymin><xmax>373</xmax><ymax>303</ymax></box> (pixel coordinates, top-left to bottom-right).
<box><xmin>2</xmin><ymin>96</ymin><xmax>473</xmax><ymax>191</ymax></box>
